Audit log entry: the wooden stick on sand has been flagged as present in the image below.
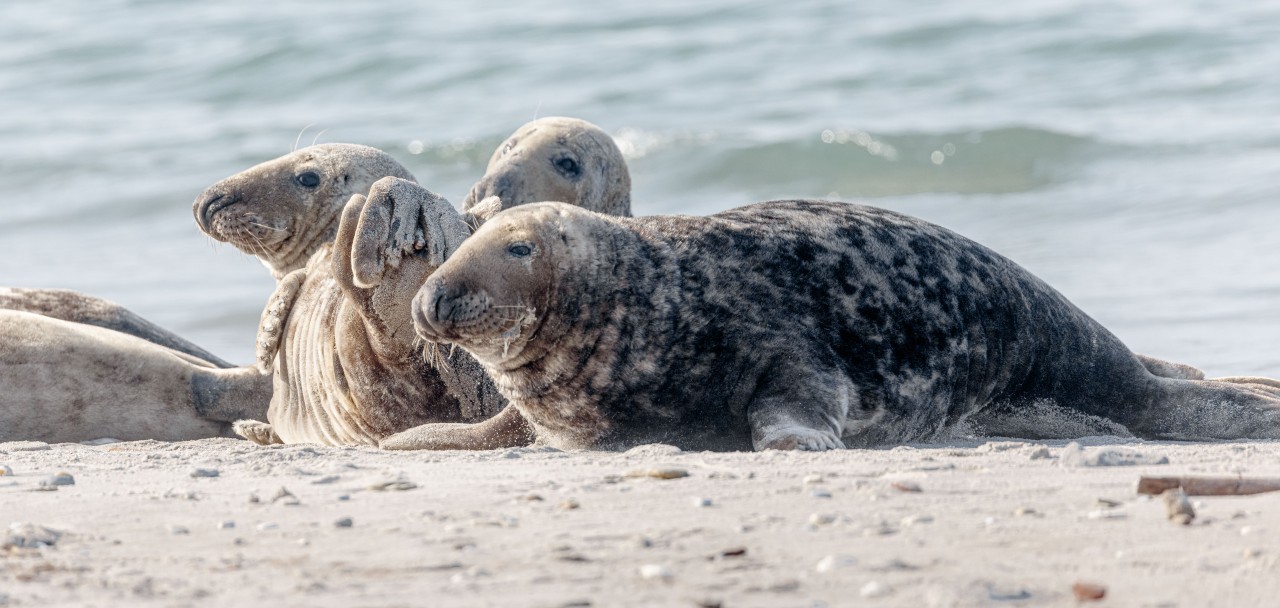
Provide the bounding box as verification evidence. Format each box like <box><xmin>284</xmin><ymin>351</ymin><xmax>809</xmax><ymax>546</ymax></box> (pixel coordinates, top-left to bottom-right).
<box><xmin>1137</xmin><ymin>476</ymin><xmax>1280</xmax><ymax>496</ymax></box>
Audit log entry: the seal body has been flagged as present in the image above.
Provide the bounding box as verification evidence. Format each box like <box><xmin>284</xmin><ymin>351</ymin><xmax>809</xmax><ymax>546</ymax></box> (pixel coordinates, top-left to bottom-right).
<box><xmin>0</xmin><ymin>287</ymin><xmax>232</xmax><ymax>368</ymax></box>
<box><xmin>414</xmin><ymin>200</ymin><xmax>1280</xmax><ymax>451</ymax></box>
<box><xmin>0</xmin><ymin>310</ymin><xmax>270</xmax><ymax>442</ymax></box>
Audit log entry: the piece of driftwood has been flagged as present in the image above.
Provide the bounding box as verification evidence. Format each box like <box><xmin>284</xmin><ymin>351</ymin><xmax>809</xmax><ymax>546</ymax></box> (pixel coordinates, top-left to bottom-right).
<box><xmin>1137</xmin><ymin>476</ymin><xmax>1280</xmax><ymax>496</ymax></box>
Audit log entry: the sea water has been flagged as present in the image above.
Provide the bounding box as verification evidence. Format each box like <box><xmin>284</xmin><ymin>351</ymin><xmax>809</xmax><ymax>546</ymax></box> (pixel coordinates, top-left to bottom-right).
<box><xmin>0</xmin><ymin>0</ymin><xmax>1276</xmax><ymax>375</ymax></box>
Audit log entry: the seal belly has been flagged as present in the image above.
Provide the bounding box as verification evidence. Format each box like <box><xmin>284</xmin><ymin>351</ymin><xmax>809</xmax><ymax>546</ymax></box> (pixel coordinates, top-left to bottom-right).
<box><xmin>270</xmin><ymin>248</ymin><xmax>380</xmax><ymax>446</ymax></box>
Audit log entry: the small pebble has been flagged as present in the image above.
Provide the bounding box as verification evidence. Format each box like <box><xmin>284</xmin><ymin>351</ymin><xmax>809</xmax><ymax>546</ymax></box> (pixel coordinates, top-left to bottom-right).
<box><xmin>297</xmin><ymin>538</ymin><xmax>310</xmax><ymax>546</ymax></box>
<box><xmin>256</xmin><ymin>522</ymin><xmax>279</xmax><ymax>531</ymax></box>
<box><xmin>1162</xmin><ymin>488</ymin><xmax>1196</xmax><ymax>525</ymax></box>
<box><xmin>891</xmin><ymin>481</ymin><xmax>922</xmax><ymax>493</ymax></box>
<box><xmin>816</xmin><ymin>554</ymin><xmax>858</xmax><ymax>573</ymax></box>
<box><xmin>167</xmin><ymin>525</ymin><xmax>190</xmax><ymax>535</ymax></box>
<box><xmin>1027</xmin><ymin>446</ymin><xmax>1052</xmax><ymax>460</ymax></box>
<box><xmin>41</xmin><ymin>472</ymin><xmax>75</xmax><ymax>487</ymax></box>
<box><xmin>638</xmin><ymin>564</ymin><xmax>673</xmax><ymax>581</ymax></box>
<box><xmin>1071</xmin><ymin>581</ymin><xmax>1107</xmax><ymax>602</ymax></box>
<box><xmin>217</xmin><ymin>520</ymin><xmax>235</xmax><ymax>530</ymax></box>
<box><xmin>626</xmin><ymin>468</ymin><xmax>689</xmax><ymax>480</ymax></box>
<box><xmin>810</xmin><ymin>488</ymin><xmax>832</xmax><ymax>499</ymax></box>
<box><xmin>1013</xmin><ymin>507</ymin><xmax>1039</xmax><ymax>517</ymax></box>
<box><xmin>900</xmin><ymin>514</ymin><xmax>934</xmax><ymax>526</ymax></box>
<box><xmin>1243</xmin><ymin>548</ymin><xmax>1263</xmax><ymax>559</ymax></box>
<box><xmin>310</xmin><ymin>475</ymin><xmax>340</xmax><ymax>485</ymax></box>
<box><xmin>189</xmin><ymin>468</ymin><xmax>219</xmax><ymax>478</ymax></box>
<box><xmin>1086</xmin><ymin>509</ymin><xmax>1127</xmax><ymax>520</ymax></box>
<box><xmin>337</xmin><ymin>494</ymin><xmax>350</xmax><ymax>501</ymax></box>
<box><xmin>271</xmin><ymin>487</ymin><xmax>295</xmax><ymax>502</ymax></box>
<box><xmin>518</xmin><ymin>494</ymin><xmax>545</xmax><ymax>502</ymax></box>
<box><xmin>802</xmin><ymin>474</ymin><xmax>824</xmax><ymax>485</ymax></box>
<box><xmin>248</xmin><ymin>494</ymin><xmax>261</xmax><ymax>504</ymax></box>
<box><xmin>0</xmin><ymin>465</ymin><xmax>12</xmax><ymax>476</ymax></box>
<box><xmin>367</xmin><ymin>480</ymin><xmax>418</xmax><ymax>491</ymax></box>
<box><xmin>4</xmin><ymin>523</ymin><xmax>62</xmax><ymax>548</ymax></box>
<box><xmin>860</xmin><ymin>581</ymin><xmax>892</xmax><ymax>598</ymax></box>
<box><xmin>334</xmin><ymin>517</ymin><xmax>354</xmax><ymax>528</ymax></box>
<box><xmin>809</xmin><ymin>513</ymin><xmax>837</xmax><ymax>526</ymax></box>
<box><xmin>560</xmin><ymin>499</ymin><xmax>580</xmax><ymax>510</ymax></box>
<box><xmin>692</xmin><ymin>497</ymin><xmax>713</xmax><ymax>508</ymax></box>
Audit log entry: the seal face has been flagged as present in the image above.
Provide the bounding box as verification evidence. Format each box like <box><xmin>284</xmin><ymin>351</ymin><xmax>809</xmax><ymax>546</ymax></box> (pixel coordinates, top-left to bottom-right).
<box><xmin>194</xmin><ymin>144</ymin><xmax>416</xmax><ymax>278</ymax></box>
<box><xmin>463</xmin><ymin>117</ymin><xmax>631</xmax><ymax>218</ymax></box>
<box><xmin>413</xmin><ymin>200</ymin><xmax>1280</xmax><ymax>451</ymax></box>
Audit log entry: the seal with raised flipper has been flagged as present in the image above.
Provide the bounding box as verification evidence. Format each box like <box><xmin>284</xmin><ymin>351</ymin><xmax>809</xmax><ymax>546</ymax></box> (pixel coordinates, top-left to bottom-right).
<box><xmin>409</xmin><ymin>200</ymin><xmax>1280</xmax><ymax>451</ymax></box>
<box><xmin>200</xmin><ymin>120</ymin><xmax>633</xmax><ymax>446</ymax></box>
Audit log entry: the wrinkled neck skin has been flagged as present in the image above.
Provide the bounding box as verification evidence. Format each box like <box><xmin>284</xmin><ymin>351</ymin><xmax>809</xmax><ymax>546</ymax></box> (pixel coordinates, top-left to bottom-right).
<box><xmin>264</xmin><ymin>209</ymin><xmax>344</xmax><ymax>279</ymax></box>
<box><xmin>267</xmin><ymin>247</ymin><xmax>503</xmax><ymax>446</ymax></box>
<box><xmin>473</xmin><ymin>221</ymin><xmax>683</xmax><ymax>450</ymax></box>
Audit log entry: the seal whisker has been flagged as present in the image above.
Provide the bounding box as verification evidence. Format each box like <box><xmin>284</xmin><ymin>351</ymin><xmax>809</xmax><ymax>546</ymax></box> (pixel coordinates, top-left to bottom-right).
<box><xmin>293</xmin><ymin>123</ymin><xmax>316</xmax><ymax>153</ymax></box>
<box><xmin>311</xmin><ymin>129</ymin><xmax>329</xmax><ymax>147</ymax></box>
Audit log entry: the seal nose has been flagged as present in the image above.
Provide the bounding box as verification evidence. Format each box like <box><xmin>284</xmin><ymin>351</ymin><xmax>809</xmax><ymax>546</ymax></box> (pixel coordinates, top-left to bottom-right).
<box><xmin>413</xmin><ymin>276</ymin><xmax>461</xmax><ymax>338</ymax></box>
<box><xmin>463</xmin><ymin>173</ymin><xmax>518</xmax><ymax>209</ymax></box>
<box><xmin>193</xmin><ymin>188</ymin><xmax>240</xmax><ymax>233</ymax></box>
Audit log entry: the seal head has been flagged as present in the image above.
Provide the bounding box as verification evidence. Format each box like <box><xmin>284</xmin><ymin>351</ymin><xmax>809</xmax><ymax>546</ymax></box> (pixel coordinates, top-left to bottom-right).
<box><xmin>193</xmin><ymin>144</ymin><xmax>415</xmax><ymax>278</ymax></box>
<box><xmin>463</xmin><ymin>117</ymin><xmax>631</xmax><ymax>218</ymax></box>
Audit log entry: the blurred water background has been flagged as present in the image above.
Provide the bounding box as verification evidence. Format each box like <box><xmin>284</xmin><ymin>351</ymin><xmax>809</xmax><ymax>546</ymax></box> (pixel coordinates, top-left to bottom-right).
<box><xmin>0</xmin><ymin>0</ymin><xmax>1276</xmax><ymax>375</ymax></box>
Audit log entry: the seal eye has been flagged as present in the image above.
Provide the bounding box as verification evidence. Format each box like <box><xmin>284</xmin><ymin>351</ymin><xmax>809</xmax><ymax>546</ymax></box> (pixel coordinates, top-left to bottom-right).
<box><xmin>295</xmin><ymin>172</ymin><xmax>321</xmax><ymax>188</ymax></box>
<box><xmin>508</xmin><ymin>243</ymin><xmax>533</xmax><ymax>258</ymax></box>
<box><xmin>553</xmin><ymin>156</ymin><xmax>581</xmax><ymax>178</ymax></box>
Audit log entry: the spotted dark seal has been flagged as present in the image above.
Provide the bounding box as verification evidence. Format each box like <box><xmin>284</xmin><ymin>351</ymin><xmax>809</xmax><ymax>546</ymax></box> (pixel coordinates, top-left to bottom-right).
<box><xmin>411</xmin><ymin>200</ymin><xmax>1280</xmax><ymax>451</ymax></box>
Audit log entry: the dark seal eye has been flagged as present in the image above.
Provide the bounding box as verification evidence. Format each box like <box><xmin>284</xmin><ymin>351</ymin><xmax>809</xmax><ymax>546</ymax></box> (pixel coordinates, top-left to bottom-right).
<box><xmin>295</xmin><ymin>172</ymin><xmax>321</xmax><ymax>188</ymax></box>
<box><xmin>508</xmin><ymin>243</ymin><xmax>533</xmax><ymax>258</ymax></box>
<box><xmin>553</xmin><ymin>156</ymin><xmax>581</xmax><ymax>178</ymax></box>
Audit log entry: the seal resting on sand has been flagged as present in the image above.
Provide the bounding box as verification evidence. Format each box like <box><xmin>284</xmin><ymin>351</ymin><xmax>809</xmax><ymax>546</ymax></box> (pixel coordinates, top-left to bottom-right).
<box><xmin>410</xmin><ymin>200</ymin><xmax>1280</xmax><ymax>451</ymax></box>
<box><xmin>0</xmin><ymin>310</ymin><xmax>269</xmax><ymax>442</ymax></box>
<box><xmin>198</xmin><ymin>120</ymin><xmax>633</xmax><ymax>446</ymax></box>
<box><xmin>0</xmin><ymin>287</ymin><xmax>232</xmax><ymax>368</ymax></box>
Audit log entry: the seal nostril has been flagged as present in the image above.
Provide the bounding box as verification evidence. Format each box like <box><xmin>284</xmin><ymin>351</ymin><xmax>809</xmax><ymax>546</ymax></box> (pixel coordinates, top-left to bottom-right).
<box><xmin>196</xmin><ymin>191</ymin><xmax>242</xmax><ymax>233</ymax></box>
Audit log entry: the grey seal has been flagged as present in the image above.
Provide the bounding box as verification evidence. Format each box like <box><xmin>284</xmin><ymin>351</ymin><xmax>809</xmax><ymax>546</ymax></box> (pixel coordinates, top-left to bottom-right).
<box><xmin>0</xmin><ymin>287</ymin><xmax>232</xmax><ymax>368</ymax></box>
<box><xmin>200</xmin><ymin>120</ymin><xmax>633</xmax><ymax>446</ymax></box>
<box><xmin>0</xmin><ymin>310</ymin><xmax>268</xmax><ymax>442</ymax></box>
<box><xmin>410</xmin><ymin>200</ymin><xmax>1280</xmax><ymax>451</ymax></box>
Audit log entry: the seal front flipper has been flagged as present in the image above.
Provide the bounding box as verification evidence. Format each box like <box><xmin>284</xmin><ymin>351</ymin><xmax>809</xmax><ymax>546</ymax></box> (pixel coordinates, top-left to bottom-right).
<box><xmin>233</xmin><ymin>419</ymin><xmax>283</xmax><ymax>445</ymax></box>
<box><xmin>380</xmin><ymin>404</ymin><xmax>534</xmax><ymax>451</ymax></box>
<box><xmin>334</xmin><ymin>181</ymin><xmax>471</xmax><ymax>351</ymax></box>
<box><xmin>256</xmin><ymin>269</ymin><xmax>306</xmax><ymax>373</ymax></box>
<box><xmin>1136</xmin><ymin>354</ymin><xmax>1205</xmax><ymax>381</ymax></box>
<box><xmin>348</xmin><ymin>177</ymin><xmax>470</xmax><ymax>289</ymax></box>
<box><xmin>747</xmin><ymin>361</ymin><xmax>850</xmax><ymax>451</ymax></box>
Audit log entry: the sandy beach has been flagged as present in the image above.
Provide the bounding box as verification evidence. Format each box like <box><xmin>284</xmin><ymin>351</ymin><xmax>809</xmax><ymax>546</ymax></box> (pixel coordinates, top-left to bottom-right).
<box><xmin>3</xmin><ymin>437</ymin><xmax>1279</xmax><ymax>607</ymax></box>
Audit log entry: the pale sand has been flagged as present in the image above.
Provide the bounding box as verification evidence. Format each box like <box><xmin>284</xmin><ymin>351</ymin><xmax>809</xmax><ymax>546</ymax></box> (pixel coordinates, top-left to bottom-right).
<box><xmin>3</xmin><ymin>438</ymin><xmax>1280</xmax><ymax>607</ymax></box>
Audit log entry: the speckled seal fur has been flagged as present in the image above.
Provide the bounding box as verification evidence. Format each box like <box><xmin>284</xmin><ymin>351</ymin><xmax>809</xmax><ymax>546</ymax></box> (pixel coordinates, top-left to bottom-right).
<box><xmin>203</xmin><ymin>121</ymin><xmax>633</xmax><ymax>446</ymax></box>
<box><xmin>412</xmin><ymin>200</ymin><xmax>1280</xmax><ymax>451</ymax></box>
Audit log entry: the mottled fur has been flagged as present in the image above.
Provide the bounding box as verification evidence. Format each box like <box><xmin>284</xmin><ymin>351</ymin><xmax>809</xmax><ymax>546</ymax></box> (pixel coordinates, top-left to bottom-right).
<box><xmin>414</xmin><ymin>200</ymin><xmax>1280</xmax><ymax>451</ymax></box>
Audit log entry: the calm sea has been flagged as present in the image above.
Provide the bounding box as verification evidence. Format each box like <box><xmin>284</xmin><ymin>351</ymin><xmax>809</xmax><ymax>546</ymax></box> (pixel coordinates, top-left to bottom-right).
<box><xmin>1</xmin><ymin>0</ymin><xmax>1276</xmax><ymax>375</ymax></box>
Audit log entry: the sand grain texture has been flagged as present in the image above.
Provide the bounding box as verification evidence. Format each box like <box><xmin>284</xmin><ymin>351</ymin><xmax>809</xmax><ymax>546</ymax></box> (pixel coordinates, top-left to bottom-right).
<box><xmin>2</xmin><ymin>438</ymin><xmax>1280</xmax><ymax>607</ymax></box>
